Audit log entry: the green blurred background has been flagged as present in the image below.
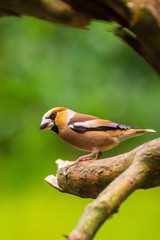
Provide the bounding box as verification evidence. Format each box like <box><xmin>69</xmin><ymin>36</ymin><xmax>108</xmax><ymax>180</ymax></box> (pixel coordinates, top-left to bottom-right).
<box><xmin>0</xmin><ymin>16</ymin><xmax>160</xmax><ymax>240</ymax></box>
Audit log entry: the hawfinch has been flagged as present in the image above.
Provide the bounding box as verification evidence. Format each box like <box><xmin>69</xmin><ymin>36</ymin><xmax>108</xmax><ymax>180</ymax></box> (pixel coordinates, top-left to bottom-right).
<box><xmin>40</xmin><ymin>107</ymin><xmax>155</xmax><ymax>166</ymax></box>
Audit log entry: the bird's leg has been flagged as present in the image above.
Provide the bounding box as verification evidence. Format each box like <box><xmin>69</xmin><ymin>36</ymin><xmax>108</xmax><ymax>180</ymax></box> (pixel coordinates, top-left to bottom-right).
<box><xmin>94</xmin><ymin>151</ymin><xmax>103</xmax><ymax>160</ymax></box>
<box><xmin>69</xmin><ymin>150</ymin><xmax>98</xmax><ymax>167</ymax></box>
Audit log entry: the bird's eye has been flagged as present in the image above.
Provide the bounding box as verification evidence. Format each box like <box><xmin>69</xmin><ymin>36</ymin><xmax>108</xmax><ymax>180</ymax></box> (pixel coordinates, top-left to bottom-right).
<box><xmin>49</xmin><ymin>112</ymin><xmax>57</xmax><ymax>120</ymax></box>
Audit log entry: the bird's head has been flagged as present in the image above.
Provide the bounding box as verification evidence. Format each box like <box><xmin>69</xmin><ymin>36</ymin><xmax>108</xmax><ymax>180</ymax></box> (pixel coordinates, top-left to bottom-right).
<box><xmin>40</xmin><ymin>107</ymin><xmax>74</xmax><ymax>133</ymax></box>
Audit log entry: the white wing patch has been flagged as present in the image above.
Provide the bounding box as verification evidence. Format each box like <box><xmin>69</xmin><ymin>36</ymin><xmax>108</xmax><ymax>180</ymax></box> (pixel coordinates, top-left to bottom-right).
<box><xmin>69</xmin><ymin>124</ymin><xmax>74</xmax><ymax>129</ymax></box>
<box><xmin>66</xmin><ymin>109</ymin><xmax>75</xmax><ymax>122</ymax></box>
<box><xmin>73</xmin><ymin>120</ymin><xmax>99</xmax><ymax>128</ymax></box>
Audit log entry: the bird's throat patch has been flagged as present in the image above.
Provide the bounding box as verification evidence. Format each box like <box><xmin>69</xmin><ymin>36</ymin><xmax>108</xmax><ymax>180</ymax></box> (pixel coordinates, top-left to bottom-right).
<box><xmin>51</xmin><ymin>125</ymin><xmax>59</xmax><ymax>134</ymax></box>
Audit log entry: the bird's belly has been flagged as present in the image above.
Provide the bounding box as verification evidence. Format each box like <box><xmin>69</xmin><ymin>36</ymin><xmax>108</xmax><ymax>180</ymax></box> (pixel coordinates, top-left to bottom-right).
<box><xmin>59</xmin><ymin>130</ymin><xmax>118</xmax><ymax>152</ymax></box>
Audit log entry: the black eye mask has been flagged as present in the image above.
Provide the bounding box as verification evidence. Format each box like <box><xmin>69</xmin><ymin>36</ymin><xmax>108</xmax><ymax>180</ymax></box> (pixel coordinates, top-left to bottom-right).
<box><xmin>46</xmin><ymin>111</ymin><xmax>57</xmax><ymax>121</ymax></box>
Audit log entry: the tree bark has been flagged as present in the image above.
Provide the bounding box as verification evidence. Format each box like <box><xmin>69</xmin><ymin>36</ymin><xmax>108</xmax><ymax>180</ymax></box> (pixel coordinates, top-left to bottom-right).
<box><xmin>46</xmin><ymin>137</ymin><xmax>160</xmax><ymax>240</ymax></box>
<box><xmin>0</xmin><ymin>0</ymin><xmax>160</xmax><ymax>74</ymax></box>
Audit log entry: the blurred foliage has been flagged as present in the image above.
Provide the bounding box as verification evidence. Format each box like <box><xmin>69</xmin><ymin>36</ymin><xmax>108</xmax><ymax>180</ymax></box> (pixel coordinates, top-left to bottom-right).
<box><xmin>0</xmin><ymin>16</ymin><xmax>160</xmax><ymax>240</ymax></box>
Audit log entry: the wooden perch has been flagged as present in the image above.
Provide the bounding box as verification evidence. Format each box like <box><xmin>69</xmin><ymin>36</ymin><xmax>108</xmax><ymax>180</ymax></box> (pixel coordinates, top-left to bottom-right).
<box><xmin>45</xmin><ymin>137</ymin><xmax>160</xmax><ymax>240</ymax></box>
<box><xmin>0</xmin><ymin>0</ymin><xmax>160</xmax><ymax>74</ymax></box>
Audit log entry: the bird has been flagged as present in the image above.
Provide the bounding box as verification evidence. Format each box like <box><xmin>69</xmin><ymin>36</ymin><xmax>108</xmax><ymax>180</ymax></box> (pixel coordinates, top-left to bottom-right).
<box><xmin>40</xmin><ymin>107</ymin><xmax>155</xmax><ymax>166</ymax></box>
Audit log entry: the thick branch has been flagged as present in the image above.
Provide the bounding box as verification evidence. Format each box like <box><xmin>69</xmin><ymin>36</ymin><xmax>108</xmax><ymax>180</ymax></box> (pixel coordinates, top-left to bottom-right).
<box><xmin>46</xmin><ymin>137</ymin><xmax>160</xmax><ymax>240</ymax></box>
<box><xmin>0</xmin><ymin>0</ymin><xmax>89</xmax><ymax>28</ymax></box>
<box><xmin>46</xmin><ymin>138</ymin><xmax>160</xmax><ymax>198</ymax></box>
<box><xmin>68</xmin><ymin>161</ymin><xmax>149</xmax><ymax>240</ymax></box>
<box><xmin>0</xmin><ymin>0</ymin><xmax>160</xmax><ymax>73</ymax></box>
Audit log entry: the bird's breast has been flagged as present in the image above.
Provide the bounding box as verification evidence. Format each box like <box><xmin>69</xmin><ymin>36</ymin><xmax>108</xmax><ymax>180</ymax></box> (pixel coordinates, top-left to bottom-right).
<box><xmin>58</xmin><ymin>127</ymin><xmax>118</xmax><ymax>152</ymax></box>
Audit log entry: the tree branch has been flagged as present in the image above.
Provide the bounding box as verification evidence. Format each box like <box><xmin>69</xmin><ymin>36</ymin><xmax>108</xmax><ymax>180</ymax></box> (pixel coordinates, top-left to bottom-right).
<box><xmin>45</xmin><ymin>137</ymin><xmax>160</xmax><ymax>239</ymax></box>
<box><xmin>0</xmin><ymin>0</ymin><xmax>160</xmax><ymax>74</ymax></box>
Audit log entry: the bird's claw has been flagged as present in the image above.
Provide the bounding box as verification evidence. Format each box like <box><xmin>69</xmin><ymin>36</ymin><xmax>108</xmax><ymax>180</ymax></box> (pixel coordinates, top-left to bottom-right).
<box><xmin>67</xmin><ymin>156</ymin><xmax>92</xmax><ymax>168</ymax></box>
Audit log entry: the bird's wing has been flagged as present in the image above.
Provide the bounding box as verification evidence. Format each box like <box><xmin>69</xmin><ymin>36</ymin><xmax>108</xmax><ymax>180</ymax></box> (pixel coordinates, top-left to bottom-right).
<box><xmin>68</xmin><ymin>115</ymin><xmax>137</xmax><ymax>133</ymax></box>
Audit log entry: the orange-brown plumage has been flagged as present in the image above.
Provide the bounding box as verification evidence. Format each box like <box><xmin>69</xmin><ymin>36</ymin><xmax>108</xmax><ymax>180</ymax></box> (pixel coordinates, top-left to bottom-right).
<box><xmin>40</xmin><ymin>107</ymin><xmax>155</xmax><ymax>166</ymax></box>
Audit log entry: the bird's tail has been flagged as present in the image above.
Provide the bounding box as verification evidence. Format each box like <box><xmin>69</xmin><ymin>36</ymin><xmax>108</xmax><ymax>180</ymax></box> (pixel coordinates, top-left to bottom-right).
<box><xmin>118</xmin><ymin>128</ymin><xmax>156</xmax><ymax>142</ymax></box>
<box><xmin>127</xmin><ymin>128</ymin><xmax>156</xmax><ymax>134</ymax></box>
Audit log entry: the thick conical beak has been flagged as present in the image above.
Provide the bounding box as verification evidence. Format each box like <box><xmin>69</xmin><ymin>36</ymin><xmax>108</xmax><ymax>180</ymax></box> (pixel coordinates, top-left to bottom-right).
<box><xmin>40</xmin><ymin>123</ymin><xmax>48</xmax><ymax>130</ymax></box>
<box><xmin>40</xmin><ymin>118</ymin><xmax>54</xmax><ymax>130</ymax></box>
